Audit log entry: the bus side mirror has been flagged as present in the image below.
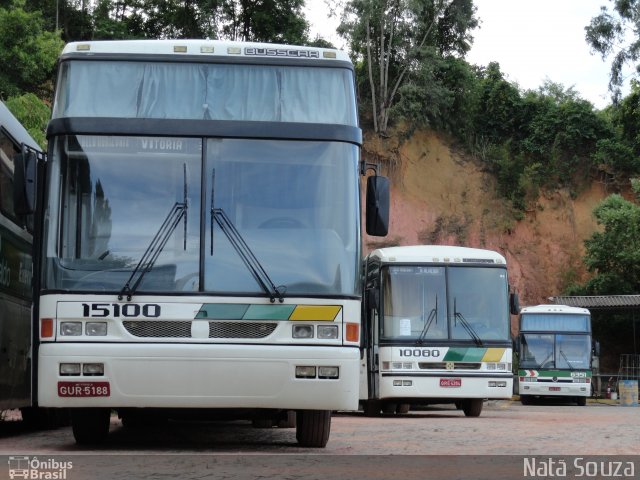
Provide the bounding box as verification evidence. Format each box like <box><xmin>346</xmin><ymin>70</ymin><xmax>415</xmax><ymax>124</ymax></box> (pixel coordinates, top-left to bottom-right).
<box><xmin>593</xmin><ymin>341</ymin><xmax>600</xmax><ymax>357</ymax></box>
<box><xmin>366</xmin><ymin>288</ymin><xmax>379</xmax><ymax>309</ymax></box>
<box><xmin>366</xmin><ymin>175</ymin><xmax>389</xmax><ymax>237</ymax></box>
<box><xmin>509</xmin><ymin>292</ymin><xmax>520</xmax><ymax>315</ymax></box>
<box><xmin>13</xmin><ymin>144</ymin><xmax>37</xmax><ymax>215</ymax></box>
<box><xmin>514</xmin><ymin>336</ymin><xmax>520</xmax><ymax>353</ymax></box>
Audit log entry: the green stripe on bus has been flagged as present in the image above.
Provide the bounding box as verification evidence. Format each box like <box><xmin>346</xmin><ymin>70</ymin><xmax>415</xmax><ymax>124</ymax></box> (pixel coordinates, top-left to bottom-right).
<box><xmin>443</xmin><ymin>348</ymin><xmax>486</xmax><ymax>362</ymax></box>
<box><xmin>195</xmin><ymin>304</ymin><xmax>249</xmax><ymax>319</ymax></box>
<box><xmin>244</xmin><ymin>304</ymin><xmax>296</xmax><ymax>320</ymax></box>
<box><xmin>195</xmin><ymin>303</ymin><xmax>297</xmax><ymax>320</ymax></box>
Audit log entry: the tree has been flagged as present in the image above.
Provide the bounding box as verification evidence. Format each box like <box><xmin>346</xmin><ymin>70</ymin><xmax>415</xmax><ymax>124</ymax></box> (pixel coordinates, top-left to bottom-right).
<box><xmin>573</xmin><ymin>189</ymin><xmax>640</xmax><ymax>295</ymax></box>
<box><xmin>338</xmin><ymin>0</ymin><xmax>477</xmax><ymax>135</ymax></box>
<box><xmin>585</xmin><ymin>0</ymin><xmax>640</xmax><ymax>102</ymax></box>
<box><xmin>0</xmin><ymin>0</ymin><xmax>64</xmax><ymax>98</ymax></box>
<box><xmin>4</xmin><ymin>93</ymin><xmax>51</xmax><ymax>148</ymax></box>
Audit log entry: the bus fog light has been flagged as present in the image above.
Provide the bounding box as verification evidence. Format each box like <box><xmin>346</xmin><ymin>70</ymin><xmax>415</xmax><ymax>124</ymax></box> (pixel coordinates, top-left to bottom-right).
<box><xmin>402</xmin><ymin>380</ymin><xmax>412</xmax><ymax>386</ymax></box>
<box><xmin>489</xmin><ymin>381</ymin><xmax>507</xmax><ymax>387</ymax></box>
<box><xmin>292</xmin><ymin>325</ymin><xmax>314</xmax><ymax>339</ymax></box>
<box><xmin>318</xmin><ymin>366</ymin><xmax>339</xmax><ymax>379</ymax></box>
<box><xmin>317</xmin><ymin>325</ymin><xmax>338</xmax><ymax>339</ymax></box>
<box><xmin>60</xmin><ymin>322</ymin><xmax>82</xmax><ymax>336</ymax></box>
<box><xmin>86</xmin><ymin>322</ymin><xmax>108</xmax><ymax>336</ymax></box>
<box><xmin>295</xmin><ymin>366</ymin><xmax>316</xmax><ymax>378</ymax></box>
<box><xmin>83</xmin><ymin>363</ymin><xmax>104</xmax><ymax>376</ymax></box>
<box><xmin>393</xmin><ymin>380</ymin><xmax>402</xmax><ymax>386</ymax></box>
<box><xmin>60</xmin><ymin>363</ymin><xmax>81</xmax><ymax>376</ymax></box>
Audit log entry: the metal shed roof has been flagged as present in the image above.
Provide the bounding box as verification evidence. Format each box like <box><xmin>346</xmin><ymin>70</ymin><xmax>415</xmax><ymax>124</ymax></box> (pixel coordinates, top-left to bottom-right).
<box><xmin>549</xmin><ymin>295</ymin><xmax>640</xmax><ymax>310</ymax></box>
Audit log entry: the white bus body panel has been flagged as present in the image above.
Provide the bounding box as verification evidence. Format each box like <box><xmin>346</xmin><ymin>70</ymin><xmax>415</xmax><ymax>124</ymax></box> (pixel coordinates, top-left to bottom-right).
<box><xmin>38</xmin><ymin>294</ymin><xmax>360</xmax><ymax>410</ymax></box>
<box><xmin>377</xmin><ymin>346</ymin><xmax>513</xmax><ymax>400</ymax></box>
<box><xmin>38</xmin><ymin>343</ymin><xmax>359</xmax><ymax>409</ymax></box>
<box><xmin>518</xmin><ymin>381</ymin><xmax>590</xmax><ymax>398</ymax></box>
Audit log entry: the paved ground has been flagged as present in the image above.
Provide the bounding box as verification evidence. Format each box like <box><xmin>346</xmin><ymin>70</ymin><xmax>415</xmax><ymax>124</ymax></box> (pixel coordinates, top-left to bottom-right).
<box><xmin>0</xmin><ymin>400</ymin><xmax>638</xmax><ymax>479</ymax></box>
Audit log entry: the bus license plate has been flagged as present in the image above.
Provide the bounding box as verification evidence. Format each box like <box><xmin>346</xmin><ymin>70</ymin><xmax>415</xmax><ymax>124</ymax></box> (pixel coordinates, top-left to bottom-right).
<box><xmin>549</xmin><ymin>386</ymin><xmax>561</xmax><ymax>392</ymax></box>
<box><xmin>440</xmin><ymin>378</ymin><xmax>462</xmax><ymax>388</ymax></box>
<box><xmin>58</xmin><ymin>381</ymin><xmax>110</xmax><ymax>397</ymax></box>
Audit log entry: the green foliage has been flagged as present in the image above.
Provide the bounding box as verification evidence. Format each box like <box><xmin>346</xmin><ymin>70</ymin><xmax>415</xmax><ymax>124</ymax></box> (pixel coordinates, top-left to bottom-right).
<box><xmin>338</xmin><ymin>0</ymin><xmax>478</xmax><ymax>134</ymax></box>
<box><xmin>4</xmin><ymin>92</ymin><xmax>50</xmax><ymax>148</ymax></box>
<box><xmin>0</xmin><ymin>0</ymin><xmax>64</xmax><ymax>98</ymax></box>
<box><xmin>585</xmin><ymin>0</ymin><xmax>640</xmax><ymax>102</ymax></box>
<box><xmin>573</xmin><ymin>194</ymin><xmax>640</xmax><ymax>295</ymax></box>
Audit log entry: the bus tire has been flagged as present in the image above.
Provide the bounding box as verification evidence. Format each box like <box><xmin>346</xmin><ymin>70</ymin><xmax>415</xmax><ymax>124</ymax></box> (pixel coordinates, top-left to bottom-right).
<box><xmin>520</xmin><ymin>395</ymin><xmax>532</xmax><ymax>405</ymax></box>
<box><xmin>576</xmin><ymin>396</ymin><xmax>587</xmax><ymax>406</ymax></box>
<box><xmin>71</xmin><ymin>408</ymin><xmax>110</xmax><ymax>445</ymax></box>
<box><xmin>396</xmin><ymin>403</ymin><xmax>410</xmax><ymax>414</ymax></box>
<box><xmin>296</xmin><ymin>410</ymin><xmax>331</xmax><ymax>448</ymax></box>
<box><xmin>462</xmin><ymin>399</ymin><xmax>483</xmax><ymax>417</ymax></box>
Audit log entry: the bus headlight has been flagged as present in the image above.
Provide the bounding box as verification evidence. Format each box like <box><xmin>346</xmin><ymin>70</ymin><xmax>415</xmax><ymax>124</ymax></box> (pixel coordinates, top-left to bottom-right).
<box><xmin>295</xmin><ymin>366</ymin><xmax>316</xmax><ymax>378</ymax></box>
<box><xmin>83</xmin><ymin>363</ymin><xmax>104</xmax><ymax>376</ymax></box>
<box><xmin>292</xmin><ymin>325</ymin><xmax>314</xmax><ymax>339</ymax></box>
<box><xmin>60</xmin><ymin>322</ymin><xmax>82</xmax><ymax>336</ymax></box>
<box><xmin>317</xmin><ymin>325</ymin><xmax>338</xmax><ymax>339</ymax></box>
<box><xmin>60</xmin><ymin>363</ymin><xmax>81</xmax><ymax>376</ymax></box>
<box><xmin>86</xmin><ymin>322</ymin><xmax>108</xmax><ymax>336</ymax></box>
<box><xmin>318</xmin><ymin>366</ymin><xmax>339</xmax><ymax>379</ymax></box>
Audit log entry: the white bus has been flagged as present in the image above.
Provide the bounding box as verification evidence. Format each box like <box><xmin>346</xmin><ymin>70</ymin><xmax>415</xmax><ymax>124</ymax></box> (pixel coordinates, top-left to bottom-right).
<box><xmin>516</xmin><ymin>305</ymin><xmax>595</xmax><ymax>406</ymax></box>
<box><xmin>360</xmin><ymin>245</ymin><xmax>518</xmax><ymax>417</ymax></box>
<box><xmin>18</xmin><ymin>40</ymin><xmax>389</xmax><ymax>447</ymax></box>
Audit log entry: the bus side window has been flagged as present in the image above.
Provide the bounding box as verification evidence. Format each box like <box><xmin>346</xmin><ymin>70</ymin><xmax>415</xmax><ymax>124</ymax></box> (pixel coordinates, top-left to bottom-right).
<box><xmin>0</xmin><ymin>130</ymin><xmax>19</xmax><ymax>219</ymax></box>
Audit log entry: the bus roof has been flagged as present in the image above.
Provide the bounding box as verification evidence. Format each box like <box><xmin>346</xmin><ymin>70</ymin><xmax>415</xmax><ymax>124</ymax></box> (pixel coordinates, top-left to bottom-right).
<box><xmin>367</xmin><ymin>245</ymin><xmax>506</xmax><ymax>265</ymax></box>
<box><xmin>520</xmin><ymin>304</ymin><xmax>590</xmax><ymax>315</ymax></box>
<box><xmin>60</xmin><ymin>39</ymin><xmax>352</xmax><ymax>63</ymax></box>
<box><xmin>0</xmin><ymin>101</ymin><xmax>40</xmax><ymax>150</ymax></box>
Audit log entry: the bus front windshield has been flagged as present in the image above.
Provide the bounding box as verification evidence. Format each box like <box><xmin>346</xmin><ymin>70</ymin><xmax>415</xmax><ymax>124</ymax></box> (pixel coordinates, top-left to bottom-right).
<box><xmin>43</xmin><ymin>135</ymin><xmax>360</xmax><ymax>297</ymax></box>
<box><xmin>380</xmin><ymin>265</ymin><xmax>510</xmax><ymax>342</ymax></box>
<box><xmin>520</xmin><ymin>333</ymin><xmax>591</xmax><ymax>369</ymax></box>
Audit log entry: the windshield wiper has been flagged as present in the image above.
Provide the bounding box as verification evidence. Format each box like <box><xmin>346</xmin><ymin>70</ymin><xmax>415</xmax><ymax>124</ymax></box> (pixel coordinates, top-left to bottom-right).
<box><xmin>118</xmin><ymin>164</ymin><xmax>188</xmax><ymax>301</ymax></box>
<box><xmin>559</xmin><ymin>350</ymin><xmax>575</xmax><ymax>370</ymax></box>
<box><xmin>210</xmin><ymin>170</ymin><xmax>284</xmax><ymax>303</ymax></box>
<box><xmin>416</xmin><ymin>296</ymin><xmax>438</xmax><ymax>345</ymax></box>
<box><xmin>212</xmin><ymin>209</ymin><xmax>285</xmax><ymax>303</ymax></box>
<box><xmin>453</xmin><ymin>298</ymin><xmax>483</xmax><ymax>347</ymax></box>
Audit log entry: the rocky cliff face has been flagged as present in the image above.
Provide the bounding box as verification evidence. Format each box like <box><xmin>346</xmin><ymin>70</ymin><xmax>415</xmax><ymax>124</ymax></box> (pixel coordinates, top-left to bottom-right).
<box><xmin>362</xmin><ymin>129</ymin><xmax>610</xmax><ymax>324</ymax></box>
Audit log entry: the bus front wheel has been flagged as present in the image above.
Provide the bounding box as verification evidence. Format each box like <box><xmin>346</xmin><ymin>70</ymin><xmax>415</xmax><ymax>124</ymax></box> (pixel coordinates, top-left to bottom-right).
<box><xmin>296</xmin><ymin>410</ymin><xmax>331</xmax><ymax>448</ymax></box>
<box><xmin>462</xmin><ymin>399</ymin><xmax>483</xmax><ymax>417</ymax></box>
<box><xmin>71</xmin><ymin>408</ymin><xmax>110</xmax><ymax>445</ymax></box>
<box><xmin>576</xmin><ymin>396</ymin><xmax>587</xmax><ymax>406</ymax></box>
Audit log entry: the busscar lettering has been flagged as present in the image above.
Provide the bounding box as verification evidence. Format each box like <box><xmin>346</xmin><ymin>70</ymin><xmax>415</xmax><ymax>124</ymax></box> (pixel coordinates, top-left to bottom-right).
<box><xmin>244</xmin><ymin>47</ymin><xmax>320</xmax><ymax>58</ymax></box>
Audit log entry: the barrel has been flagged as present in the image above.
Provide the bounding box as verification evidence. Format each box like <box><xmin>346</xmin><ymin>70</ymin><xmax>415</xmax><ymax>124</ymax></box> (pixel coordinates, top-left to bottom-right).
<box><xmin>619</xmin><ymin>380</ymin><xmax>639</xmax><ymax>406</ymax></box>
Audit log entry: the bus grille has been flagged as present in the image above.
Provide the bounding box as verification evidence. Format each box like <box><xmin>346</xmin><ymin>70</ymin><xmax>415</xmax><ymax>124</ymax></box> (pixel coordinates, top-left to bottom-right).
<box><xmin>122</xmin><ymin>320</ymin><xmax>277</xmax><ymax>339</ymax></box>
<box><xmin>418</xmin><ymin>362</ymin><xmax>482</xmax><ymax>370</ymax></box>
<box><xmin>123</xmin><ymin>321</ymin><xmax>191</xmax><ymax>338</ymax></box>
<box><xmin>209</xmin><ymin>321</ymin><xmax>277</xmax><ymax>339</ymax></box>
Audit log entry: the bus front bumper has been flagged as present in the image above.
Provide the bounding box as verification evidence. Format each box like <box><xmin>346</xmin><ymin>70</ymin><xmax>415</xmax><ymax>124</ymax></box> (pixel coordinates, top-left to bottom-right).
<box><xmin>379</xmin><ymin>374</ymin><xmax>513</xmax><ymax>400</ymax></box>
<box><xmin>38</xmin><ymin>343</ymin><xmax>359</xmax><ymax>410</ymax></box>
